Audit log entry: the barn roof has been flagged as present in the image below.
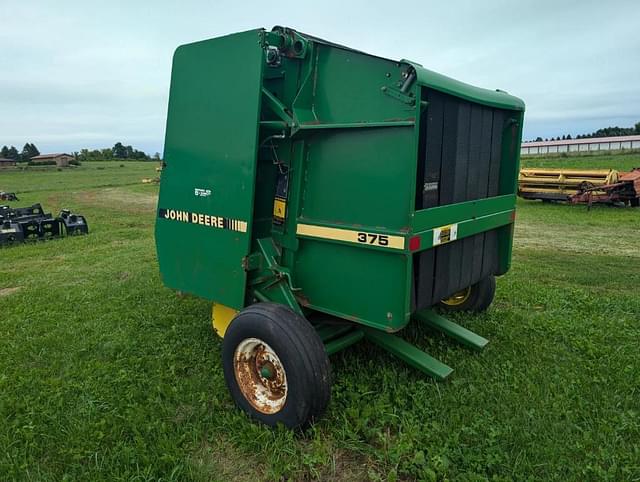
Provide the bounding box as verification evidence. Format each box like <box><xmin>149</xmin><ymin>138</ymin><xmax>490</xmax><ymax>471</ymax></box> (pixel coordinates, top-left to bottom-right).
<box><xmin>30</xmin><ymin>153</ymin><xmax>73</xmax><ymax>159</ymax></box>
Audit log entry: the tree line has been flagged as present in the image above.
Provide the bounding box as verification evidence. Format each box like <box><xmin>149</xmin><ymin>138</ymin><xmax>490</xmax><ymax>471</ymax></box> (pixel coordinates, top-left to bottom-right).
<box><xmin>76</xmin><ymin>142</ymin><xmax>160</xmax><ymax>161</ymax></box>
<box><xmin>0</xmin><ymin>143</ymin><xmax>40</xmax><ymax>161</ymax></box>
<box><xmin>531</xmin><ymin>121</ymin><xmax>640</xmax><ymax>142</ymax></box>
<box><xmin>0</xmin><ymin>142</ymin><xmax>160</xmax><ymax>162</ymax></box>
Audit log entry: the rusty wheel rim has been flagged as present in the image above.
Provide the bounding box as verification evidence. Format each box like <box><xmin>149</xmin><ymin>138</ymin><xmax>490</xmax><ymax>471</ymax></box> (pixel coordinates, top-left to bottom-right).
<box><xmin>233</xmin><ymin>338</ymin><xmax>288</xmax><ymax>414</ymax></box>
<box><xmin>441</xmin><ymin>287</ymin><xmax>472</xmax><ymax>306</ymax></box>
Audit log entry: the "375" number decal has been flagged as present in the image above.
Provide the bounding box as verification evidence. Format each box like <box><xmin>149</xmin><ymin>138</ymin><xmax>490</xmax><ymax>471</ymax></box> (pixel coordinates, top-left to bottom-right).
<box><xmin>357</xmin><ymin>232</ymin><xmax>389</xmax><ymax>246</ymax></box>
<box><xmin>296</xmin><ymin>223</ymin><xmax>405</xmax><ymax>250</ymax></box>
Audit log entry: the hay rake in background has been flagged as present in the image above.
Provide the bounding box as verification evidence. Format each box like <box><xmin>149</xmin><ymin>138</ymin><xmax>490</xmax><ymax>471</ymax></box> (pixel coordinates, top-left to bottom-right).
<box><xmin>518</xmin><ymin>168</ymin><xmax>640</xmax><ymax>206</ymax></box>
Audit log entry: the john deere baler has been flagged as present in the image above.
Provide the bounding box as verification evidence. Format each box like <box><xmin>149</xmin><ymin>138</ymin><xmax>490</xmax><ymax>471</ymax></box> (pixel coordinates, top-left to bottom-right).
<box><xmin>156</xmin><ymin>27</ymin><xmax>524</xmax><ymax>428</ymax></box>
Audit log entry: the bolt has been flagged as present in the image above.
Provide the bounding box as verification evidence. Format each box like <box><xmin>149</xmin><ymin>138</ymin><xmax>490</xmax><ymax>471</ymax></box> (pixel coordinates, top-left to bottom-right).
<box><xmin>260</xmin><ymin>365</ymin><xmax>273</xmax><ymax>379</ymax></box>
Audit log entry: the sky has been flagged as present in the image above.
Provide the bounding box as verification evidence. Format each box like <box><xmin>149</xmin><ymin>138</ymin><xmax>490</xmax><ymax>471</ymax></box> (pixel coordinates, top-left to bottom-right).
<box><xmin>1</xmin><ymin>0</ymin><xmax>638</xmax><ymax>155</ymax></box>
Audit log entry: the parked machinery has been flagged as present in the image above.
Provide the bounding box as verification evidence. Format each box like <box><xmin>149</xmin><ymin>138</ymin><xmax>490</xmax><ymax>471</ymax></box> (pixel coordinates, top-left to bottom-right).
<box><xmin>155</xmin><ymin>27</ymin><xmax>524</xmax><ymax>428</ymax></box>
<box><xmin>0</xmin><ymin>192</ymin><xmax>19</xmax><ymax>201</ymax></box>
<box><xmin>0</xmin><ymin>203</ymin><xmax>88</xmax><ymax>246</ymax></box>
<box><xmin>518</xmin><ymin>168</ymin><xmax>640</xmax><ymax>206</ymax></box>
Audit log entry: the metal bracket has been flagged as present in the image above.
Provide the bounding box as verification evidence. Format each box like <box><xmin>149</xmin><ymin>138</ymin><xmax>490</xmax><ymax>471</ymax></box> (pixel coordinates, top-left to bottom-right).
<box><xmin>362</xmin><ymin>327</ymin><xmax>453</xmax><ymax>381</ymax></box>
<box><xmin>381</xmin><ymin>86</ymin><xmax>416</xmax><ymax>106</ymax></box>
<box><xmin>262</xmin><ymin>88</ymin><xmax>295</xmax><ymax>128</ymax></box>
<box><xmin>250</xmin><ymin>238</ymin><xmax>304</xmax><ymax>315</ymax></box>
<box><xmin>257</xmin><ymin>238</ymin><xmax>299</xmax><ymax>290</ymax></box>
<box><xmin>413</xmin><ymin>309</ymin><xmax>489</xmax><ymax>351</ymax></box>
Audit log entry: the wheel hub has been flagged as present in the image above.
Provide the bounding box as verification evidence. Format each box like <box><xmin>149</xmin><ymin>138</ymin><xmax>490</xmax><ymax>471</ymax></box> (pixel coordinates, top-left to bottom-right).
<box><xmin>233</xmin><ymin>338</ymin><xmax>288</xmax><ymax>414</ymax></box>
<box><xmin>441</xmin><ymin>287</ymin><xmax>472</xmax><ymax>306</ymax></box>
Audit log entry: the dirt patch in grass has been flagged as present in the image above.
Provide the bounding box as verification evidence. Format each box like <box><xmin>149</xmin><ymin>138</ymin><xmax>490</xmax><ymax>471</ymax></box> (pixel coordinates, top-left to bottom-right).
<box><xmin>0</xmin><ymin>287</ymin><xmax>21</xmax><ymax>297</ymax></box>
<box><xmin>75</xmin><ymin>187</ymin><xmax>157</xmax><ymax>213</ymax></box>
<box><xmin>514</xmin><ymin>219</ymin><xmax>640</xmax><ymax>257</ymax></box>
<box><xmin>190</xmin><ymin>441</ymin><xmax>373</xmax><ymax>482</ymax></box>
<box><xmin>190</xmin><ymin>439</ymin><xmax>265</xmax><ymax>482</ymax></box>
<box><xmin>320</xmin><ymin>449</ymin><xmax>376</xmax><ymax>481</ymax></box>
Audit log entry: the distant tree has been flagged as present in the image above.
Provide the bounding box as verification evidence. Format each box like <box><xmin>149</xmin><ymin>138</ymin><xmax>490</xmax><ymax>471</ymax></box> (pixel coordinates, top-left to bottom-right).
<box><xmin>112</xmin><ymin>142</ymin><xmax>127</xmax><ymax>159</ymax></box>
<box><xmin>20</xmin><ymin>144</ymin><xmax>30</xmax><ymax>162</ymax></box>
<box><xmin>1</xmin><ymin>146</ymin><xmax>8</xmax><ymax>158</ymax></box>
<box><xmin>20</xmin><ymin>143</ymin><xmax>40</xmax><ymax>161</ymax></box>
<box><xmin>561</xmin><ymin>135</ymin><xmax>566</xmax><ymax>140</ymax></box>
<box><xmin>153</xmin><ymin>152</ymin><xmax>161</xmax><ymax>160</ymax></box>
<box><xmin>566</xmin><ymin>134</ymin><xmax>572</xmax><ymax>140</ymax></box>
<box><xmin>6</xmin><ymin>146</ymin><xmax>19</xmax><ymax>160</ymax></box>
<box><xmin>124</xmin><ymin>145</ymin><xmax>134</xmax><ymax>159</ymax></box>
<box><xmin>72</xmin><ymin>143</ymin><xmax>149</xmax><ymax>161</ymax></box>
<box><xmin>535</xmin><ymin>136</ymin><xmax>543</xmax><ymax>142</ymax></box>
<box><xmin>635</xmin><ymin>121</ymin><xmax>640</xmax><ymax>134</ymax></box>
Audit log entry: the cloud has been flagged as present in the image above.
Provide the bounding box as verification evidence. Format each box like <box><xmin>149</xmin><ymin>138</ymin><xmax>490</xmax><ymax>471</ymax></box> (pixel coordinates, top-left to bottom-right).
<box><xmin>1</xmin><ymin>0</ymin><xmax>638</xmax><ymax>152</ymax></box>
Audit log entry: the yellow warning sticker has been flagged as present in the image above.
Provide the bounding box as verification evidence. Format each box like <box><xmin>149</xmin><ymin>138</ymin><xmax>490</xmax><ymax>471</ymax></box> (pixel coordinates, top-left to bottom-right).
<box><xmin>273</xmin><ymin>198</ymin><xmax>287</xmax><ymax>220</ymax></box>
<box><xmin>432</xmin><ymin>223</ymin><xmax>458</xmax><ymax>246</ymax></box>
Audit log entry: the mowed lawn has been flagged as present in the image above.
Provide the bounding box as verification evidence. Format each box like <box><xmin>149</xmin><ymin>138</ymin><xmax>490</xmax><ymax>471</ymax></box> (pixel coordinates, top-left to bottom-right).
<box><xmin>1</xmin><ymin>159</ymin><xmax>639</xmax><ymax>481</ymax></box>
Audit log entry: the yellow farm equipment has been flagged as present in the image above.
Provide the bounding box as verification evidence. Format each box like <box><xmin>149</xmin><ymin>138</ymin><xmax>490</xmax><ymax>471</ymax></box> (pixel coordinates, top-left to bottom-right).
<box><xmin>518</xmin><ymin>168</ymin><xmax>640</xmax><ymax>206</ymax></box>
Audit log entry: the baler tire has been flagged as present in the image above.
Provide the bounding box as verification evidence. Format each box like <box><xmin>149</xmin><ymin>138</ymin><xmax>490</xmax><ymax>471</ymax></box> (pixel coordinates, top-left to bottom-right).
<box><xmin>221</xmin><ymin>303</ymin><xmax>331</xmax><ymax>429</ymax></box>
<box><xmin>439</xmin><ymin>275</ymin><xmax>496</xmax><ymax>313</ymax></box>
<box><xmin>469</xmin><ymin>275</ymin><xmax>496</xmax><ymax>312</ymax></box>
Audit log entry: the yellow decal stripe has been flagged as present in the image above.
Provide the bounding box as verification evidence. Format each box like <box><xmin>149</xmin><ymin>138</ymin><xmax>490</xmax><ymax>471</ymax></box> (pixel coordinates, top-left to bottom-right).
<box><xmin>297</xmin><ymin>223</ymin><xmax>405</xmax><ymax>250</ymax></box>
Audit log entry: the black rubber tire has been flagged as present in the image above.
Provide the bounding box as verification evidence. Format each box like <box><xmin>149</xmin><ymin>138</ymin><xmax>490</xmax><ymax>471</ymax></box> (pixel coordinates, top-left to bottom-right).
<box><xmin>439</xmin><ymin>275</ymin><xmax>496</xmax><ymax>313</ymax></box>
<box><xmin>222</xmin><ymin>302</ymin><xmax>331</xmax><ymax>429</ymax></box>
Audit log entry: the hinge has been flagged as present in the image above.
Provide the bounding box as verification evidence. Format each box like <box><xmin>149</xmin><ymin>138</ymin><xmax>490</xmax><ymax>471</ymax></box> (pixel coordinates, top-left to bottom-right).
<box><xmin>242</xmin><ymin>252</ymin><xmax>262</xmax><ymax>271</ymax></box>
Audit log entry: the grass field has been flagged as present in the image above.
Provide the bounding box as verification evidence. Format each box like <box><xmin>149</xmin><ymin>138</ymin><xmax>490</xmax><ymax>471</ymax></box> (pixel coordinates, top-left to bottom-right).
<box><xmin>521</xmin><ymin>151</ymin><xmax>640</xmax><ymax>171</ymax></box>
<box><xmin>1</xmin><ymin>158</ymin><xmax>639</xmax><ymax>481</ymax></box>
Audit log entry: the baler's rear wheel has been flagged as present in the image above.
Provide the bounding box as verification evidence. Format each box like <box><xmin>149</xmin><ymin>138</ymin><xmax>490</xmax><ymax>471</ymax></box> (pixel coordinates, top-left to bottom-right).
<box><xmin>439</xmin><ymin>275</ymin><xmax>496</xmax><ymax>313</ymax></box>
<box><xmin>222</xmin><ymin>303</ymin><xmax>331</xmax><ymax>429</ymax></box>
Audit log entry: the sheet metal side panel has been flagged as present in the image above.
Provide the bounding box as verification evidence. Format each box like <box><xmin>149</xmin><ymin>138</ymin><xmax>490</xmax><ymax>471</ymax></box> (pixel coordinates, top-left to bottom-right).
<box><xmin>290</xmin><ymin>43</ymin><xmax>417</xmax><ymax>330</ymax></box>
<box><xmin>155</xmin><ymin>30</ymin><xmax>264</xmax><ymax>309</ymax></box>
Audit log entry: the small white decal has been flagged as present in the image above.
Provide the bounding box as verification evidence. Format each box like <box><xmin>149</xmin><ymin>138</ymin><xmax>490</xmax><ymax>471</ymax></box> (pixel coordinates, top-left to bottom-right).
<box><xmin>194</xmin><ymin>188</ymin><xmax>212</xmax><ymax>197</ymax></box>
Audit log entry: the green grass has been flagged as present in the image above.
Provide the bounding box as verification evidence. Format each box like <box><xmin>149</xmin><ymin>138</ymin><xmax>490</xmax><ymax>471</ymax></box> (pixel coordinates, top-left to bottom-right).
<box><xmin>1</xmin><ymin>159</ymin><xmax>639</xmax><ymax>481</ymax></box>
<box><xmin>521</xmin><ymin>151</ymin><xmax>640</xmax><ymax>171</ymax></box>
<box><xmin>0</xmin><ymin>161</ymin><xmax>157</xmax><ymax>194</ymax></box>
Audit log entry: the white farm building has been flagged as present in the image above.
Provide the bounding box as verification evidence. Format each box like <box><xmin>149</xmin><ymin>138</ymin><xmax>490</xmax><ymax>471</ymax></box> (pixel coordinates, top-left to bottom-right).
<box><xmin>521</xmin><ymin>135</ymin><xmax>640</xmax><ymax>156</ymax></box>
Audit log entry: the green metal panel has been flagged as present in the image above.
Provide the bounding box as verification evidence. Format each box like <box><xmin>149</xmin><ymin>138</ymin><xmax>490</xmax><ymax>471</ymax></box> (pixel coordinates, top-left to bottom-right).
<box><xmin>408</xmin><ymin>61</ymin><xmax>525</xmax><ymax>111</ymax></box>
<box><xmin>413</xmin><ymin>209</ymin><xmax>514</xmax><ymax>251</ymax></box>
<box><xmin>155</xmin><ymin>30</ymin><xmax>264</xmax><ymax>309</ymax></box>
<box><xmin>299</xmin><ymin>127</ymin><xmax>415</xmax><ymax>229</ymax></box>
<box><xmin>413</xmin><ymin>195</ymin><xmax>516</xmax><ymax>231</ymax></box>
<box><xmin>296</xmin><ymin>45</ymin><xmax>414</xmax><ymax>125</ymax></box>
<box><xmin>295</xmin><ymin>240</ymin><xmax>410</xmax><ymax>331</ymax></box>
